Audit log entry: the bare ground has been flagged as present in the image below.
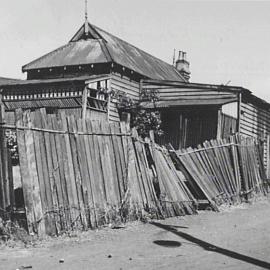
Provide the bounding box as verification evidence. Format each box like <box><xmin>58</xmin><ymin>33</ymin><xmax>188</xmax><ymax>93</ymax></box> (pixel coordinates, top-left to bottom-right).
<box><xmin>1</xmin><ymin>197</ymin><xmax>270</xmax><ymax>270</ymax></box>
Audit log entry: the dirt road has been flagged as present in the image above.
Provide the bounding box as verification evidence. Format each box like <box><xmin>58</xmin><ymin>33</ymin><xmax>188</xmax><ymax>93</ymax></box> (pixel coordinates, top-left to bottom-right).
<box><xmin>1</xmin><ymin>198</ymin><xmax>270</xmax><ymax>270</ymax></box>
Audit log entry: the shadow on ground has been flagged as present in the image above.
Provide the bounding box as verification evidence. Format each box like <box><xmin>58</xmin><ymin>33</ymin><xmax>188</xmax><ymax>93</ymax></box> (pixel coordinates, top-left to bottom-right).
<box><xmin>153</xmin><ymin>240</ymin><xmax>182</xmax><ymax>248</ymax></box>
<box><xmin>150</xmin><ymin>222</ymin><xmax>270</xmax><ymax>269</ymax></box>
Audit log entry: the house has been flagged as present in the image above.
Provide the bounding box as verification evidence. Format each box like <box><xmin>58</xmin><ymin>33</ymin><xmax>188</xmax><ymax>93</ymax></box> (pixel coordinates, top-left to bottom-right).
<box><xmin>1</xmin><ymin>19</ymin><xmax>270</xmax><ymax>158</ymax></box>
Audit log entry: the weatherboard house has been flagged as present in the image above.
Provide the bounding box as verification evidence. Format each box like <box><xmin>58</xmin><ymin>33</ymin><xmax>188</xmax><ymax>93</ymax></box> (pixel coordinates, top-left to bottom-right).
<box><xmin>1</xmin><ymin>20</ymin><xmax>270</xmax><ymax>154</ymax></box>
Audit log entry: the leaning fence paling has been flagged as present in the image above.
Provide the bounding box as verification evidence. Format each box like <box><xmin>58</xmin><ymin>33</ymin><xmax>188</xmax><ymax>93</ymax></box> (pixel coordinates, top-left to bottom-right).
<box><xmin>170</xmin><ymin>134</ymin><xmax>269</xmax><ymax>210</ymax></box>
<box><xmin>14</xmin><ymin>109</ymin><xmax>196</xmax><ymax>236</ymax></box>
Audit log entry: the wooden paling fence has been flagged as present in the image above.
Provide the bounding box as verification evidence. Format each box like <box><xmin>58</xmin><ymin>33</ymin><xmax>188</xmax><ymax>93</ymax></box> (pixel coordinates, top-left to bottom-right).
<box><xmin>1</xmin><ymin>107</ymin><xmax>269</xmax><ymax>236</ymax></box>
<box><xmin>13</xmin><ymin>109</ymin><xmax>196</xmax><ymax>236</ymax></box>
<box><xmin>171</xmin><ymin>135</ymin><xmax>269</xmax><ymax>210</ymax></box>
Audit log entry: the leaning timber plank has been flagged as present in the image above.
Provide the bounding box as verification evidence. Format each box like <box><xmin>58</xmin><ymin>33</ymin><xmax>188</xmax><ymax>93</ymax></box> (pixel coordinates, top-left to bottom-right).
<box><xmin>0</xmin><ymin>104</ymin><xmax>8</xmax><ymax>213</ymax></box>
<box><xmin>230</xmin><ymin>136</ymin><xmax>242</xmax><ymax>194</ymax></box>
<box><xmin>120</xmin><ymin>122</ymin><xmax>128</xmax><ymax>165</ymax></box>
<box><xmin>66</xmin><ymin>115</ymin><xmax>87</xmax><ymax>230</ymax></box>
<box><xmin>185</xmin><ymin>148</ymin><xmax>218</xmax><ymax>199</ymax></box>
<box><xmin>133</xmin><ymin>133</ymin><xmax>159</xmax><ymax>213</ymax></box>
<box><xmin>133</xmin><ymin>134</ymin><xmax>153</xmax><ymax>209</ymax></box>
<box><xmin>109</xmin><ymin>123</ymin><xmax>125</xmax><ymax>201</ymax></box>
<box><xmin>51</xmin><ymin>115</ymin><xmax>71</xmax><ymax>231</ymax></box>
<box><xmin>30</xmin><ymin>111</ymin><xmax>50</xmax><ymax>235</ymax></box>
<box><xmin>220</xmin><ymin>138</ymin><xmax>238</xmax><ymax>196</ymax></box>
<box><xmin>59</xmin><ymin>111</ymin><xmax>81</xmax><ymax>230</ymax></box>
<box><xmin>69</xmin><ymin>116</ymin><xmax>89</xmax><ymax>229</ymax></box>
<box><xmin>97</xmin><ymin>121</ymin><xmax>118</xmax><ymax>222</ymax></box>
<box><xmin>141</xmin><ymin>142</ymin><xmax>161</xmax><ymax>211</ymax></box>
<box><xmin>7</xmin><ymin>150</ymin><xmax>15</xmax><ymax>218</ymax></box>
<box><xmin>177</xmin><ymin>149</ymin><xmax>219</xmax><ymax>211</ymax></box>
<box><xmin>114</xmin><ymin>122</ymin><xmax>128</xmax><ymax>192</ymax></box>
<box><xmin>24</xmin><ymin>112</ymin><xmax>45</xmax><ymax>236</ymax></box>
<box><xmin>155</xmin><ymin>149</ymin><xmax>181</xmax><ymax>216</ymax></box>
<box><xmin>86</xmin><ymin>120</ymin><xmax>107</xmax><ymax>225</ymax></box>
<box><xmin>202</xmin><ymin>141</ymin><xmax>230</xmax><ymax>197</ymax></box>
<box><xmin>40</xmin><ymin>110</ymin><xmax>61</xmax><ymax>235</ymax></box>
<box><xmin>126</xmin><ymin>132</ymin><xmax>144</xmax><ymax>219</ymax></box>
<box><xmin>77</xmin><ymin>118</ymin><xmax>96</xmax><ymax>228</ymax></box>
<box><xmin>131</xmin><ymin>132</ymin><xmax>149</xmax><ymax>210</ymax></box>
<box><xmin>101</xmin><ymin>121</ymin><xmax>121</xmax><ymax>205</ymax></box>
<box><xmin>83</xmin><ymin>119</ymin><xmax>101</xmax><ymax>227</ymax></box>
<box><xmin>214</xmin><ymin>139</ymin><xmax>236</xmax><ymax>195</ymax></box>
<box><xmin>47</xmin><ymin>115</ymin><xmax>66</xmax><ymax>232</ymax></box>
<box><xmin>33</xmin><ymin>110</ymin><xmax>56</xmax><ymax>235</ymax></box>
<box><xmin>197</xmin><ymin>145</ymin><xmax>223</xmax><ymax>195</ymax></box>
<box><xmin>15</xmin><ymin>111</ymin><xmax>35</xmax><ymax>234</ymax></box>
<box><xmin>118</xmin><ymin>123</ymin><xmax>129</xmax><ymax>191</ymax></box>
<box><xmin>208</xmin><ymin>140</ymin><xmax>233</xmax><ymax>196</ymax></box>
<box><xmin>57</xmin><ymin>113</ymin><xmax>75</xmax><ymax>230</ymax></box>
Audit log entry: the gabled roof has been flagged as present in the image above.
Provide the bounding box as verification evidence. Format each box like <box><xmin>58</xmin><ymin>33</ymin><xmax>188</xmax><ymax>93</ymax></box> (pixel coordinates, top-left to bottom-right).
<box><xmin>0</xmin><ymin>77</ymin><xmax>22</xmax><ymax>86</ymax></box>
<box><xmin>22</xmin><ymin>23</ymin><xmax>185</xmax><ymax>82</ymax></box>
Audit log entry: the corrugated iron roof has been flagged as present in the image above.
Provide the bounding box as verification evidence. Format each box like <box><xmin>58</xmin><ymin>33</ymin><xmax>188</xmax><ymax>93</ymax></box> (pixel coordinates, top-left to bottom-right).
<box><xmin>4</xmin><ymin>97</ymin><xmax>82</xmax><ymax>110</ymax></box>
<box><xmin>22</xmin><ymin>23</ymin><xmax>185</xmax><ymax>82</ymax></box>
<box><xmin>1</xmin><ymin>74</ymin><xmax>109</xmax><ymax>87</ymax></box>
<box><xmin>0</xmin><ymin>77</ymin><xmax>22</xmax><ymax>86</ymax></box>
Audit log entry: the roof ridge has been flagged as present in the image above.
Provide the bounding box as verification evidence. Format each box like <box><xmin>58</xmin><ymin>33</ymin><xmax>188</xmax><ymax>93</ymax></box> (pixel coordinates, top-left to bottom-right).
<box><xmin>92</xmin><ymin>24</ymin><xmax>186</xmax><ymax>81</ymax></box>
<box><xmin>97</xmin><ymin>39</ymin><xmax>113</xmax><ymax>62</ymax></box>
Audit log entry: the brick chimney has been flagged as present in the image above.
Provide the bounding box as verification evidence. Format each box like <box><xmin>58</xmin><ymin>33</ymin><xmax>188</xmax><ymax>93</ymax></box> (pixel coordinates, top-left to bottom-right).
<box><xmin>175</xmin><ymin>51</ymin><xmax>190</xmax><ymax>81</ymax></box>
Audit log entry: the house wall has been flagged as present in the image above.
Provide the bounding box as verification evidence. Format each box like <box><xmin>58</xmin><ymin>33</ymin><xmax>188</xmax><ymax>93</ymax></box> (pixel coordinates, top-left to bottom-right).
<box><xmin>109</xmin><ymin>73</ymin><xmax>140</xmax><ymax>122</ymax></box>
<box><xmin>240</xmin><ymin>100</ymin><xmax>270</xmax><ymax>139</ymax></box>
<box><xmin>239</xmin><ymin>97</ymin><xmax>270</xmax><ymax>169</ymax></box>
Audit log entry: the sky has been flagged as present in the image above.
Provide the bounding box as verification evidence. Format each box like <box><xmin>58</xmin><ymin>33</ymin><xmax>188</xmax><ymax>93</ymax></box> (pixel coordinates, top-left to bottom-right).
<box><xmin>1</xmin><ymin>0</ymin><xmax>270</xmax><ymax>101</ymax></box>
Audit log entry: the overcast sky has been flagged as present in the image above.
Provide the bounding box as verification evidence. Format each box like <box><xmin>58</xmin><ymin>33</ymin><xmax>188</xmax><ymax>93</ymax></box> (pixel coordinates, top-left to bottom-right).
<box><xmin>1</xmin><ymin>1</ymin><xmax>270</xmax><ymax>101</ymax></box>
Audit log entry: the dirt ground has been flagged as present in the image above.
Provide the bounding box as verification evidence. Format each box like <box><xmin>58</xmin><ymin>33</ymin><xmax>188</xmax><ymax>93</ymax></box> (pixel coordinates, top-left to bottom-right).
<box><xmin>1</xmin><ymin>198</ymin><xmax>270</xmax><ymax>270</ymax></box>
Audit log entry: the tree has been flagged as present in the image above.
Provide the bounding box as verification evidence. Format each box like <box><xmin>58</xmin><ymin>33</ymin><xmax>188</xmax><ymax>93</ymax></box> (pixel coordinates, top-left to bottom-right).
<box><xmin>115</xmin><ymin>88</ymin><xmax>163</xmax><ymax>138</ymax></box>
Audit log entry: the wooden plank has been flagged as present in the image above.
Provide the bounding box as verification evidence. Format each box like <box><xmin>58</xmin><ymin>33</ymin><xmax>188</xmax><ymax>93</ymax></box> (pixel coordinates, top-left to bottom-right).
<box><xmin>24</xmin><ymin>111</ymin><xmax>46</xmax><ymax>236</ymax></box>
<box><xmin>77</xmin><ymin>118</ymin><xmax>96</xmax><ymax>228</ymax></box>
<box><xmin>86</xmin><ymin>120</ymin><xmax>107</xmax><ymax>225</ymax></box>
<box><xmin>51</xmin><ymin>114</ymin><xmax>71</xmax><ymax>230</ymax></box>
<box><xmin>67</xmin><ymin>115</ymin><xmax>88</xmax><ymax>229</ymax></box>
<box><xmin>7</xmin><ymin>150</ymin><xmax>14</xmax><ymax>218</ymax></box>
<box><xmin>47</xmin><ymin>114</ymin><xmax>67</xmax><ymax>232</ymax></box>
<box><xmin>39</xmin><ymin>109</ymin><xmax>62</xmax><ymax>235</ymax></box>
<box><xmin>33</xmin><ymin>110</ymin><xmax>56</xmax><ymax>235</ymax></box>
<box><xmin>59</xmin><ymin>111</ymin><xmax>80</xmax><ymax>230</ymax></box>
<box><xmin>0</xmin><ymin>103</ymin><xmax>9</xmax><ymax>213</ymax></box>
<box><xmin>15</xmin><ymin>111</ymin><xmax>35</xmax><ymax>233</ymax></box>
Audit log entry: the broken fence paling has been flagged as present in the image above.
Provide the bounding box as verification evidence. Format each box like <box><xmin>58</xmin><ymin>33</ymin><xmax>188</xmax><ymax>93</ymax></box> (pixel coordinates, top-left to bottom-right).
<box><xmin>171</xmin><ymin>134</ymin><xmax>270</xmax><ymax>210</ymax></box>
<box><xmin>15</xmin><ymin>109</ymin><xmax>195</xmax><ymax>236</ymax></box>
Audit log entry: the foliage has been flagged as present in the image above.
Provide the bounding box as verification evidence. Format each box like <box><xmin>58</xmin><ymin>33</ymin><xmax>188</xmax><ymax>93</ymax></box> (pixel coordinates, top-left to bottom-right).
<box><xmin>115</xmin><ymin>88</ymin><xmax>163</xmax><ymax>138</ymax></box>
<box><xmin>6</xmin><ymin>130</ymin><xmax>19</xmax><ymax>165</ymax></box>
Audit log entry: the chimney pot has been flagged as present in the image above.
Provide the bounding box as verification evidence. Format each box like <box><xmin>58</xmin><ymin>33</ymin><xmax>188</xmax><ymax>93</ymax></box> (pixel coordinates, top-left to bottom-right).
<box><xmin>175</xmin><ymin>50</ymin><xmax>190</xmax><ymax>81</ymax></box>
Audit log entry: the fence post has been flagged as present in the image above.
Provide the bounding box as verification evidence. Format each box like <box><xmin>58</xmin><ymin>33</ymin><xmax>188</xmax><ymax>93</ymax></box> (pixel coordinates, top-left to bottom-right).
<box><xmin>0</xmin><ymin>91</ymin><xmax>9</xmax><ymax>218</ymax></box>
<box><xmin>82</xmin><ymin>86</ymin><xmax>88</xmax><ymax>120</ymax></box>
